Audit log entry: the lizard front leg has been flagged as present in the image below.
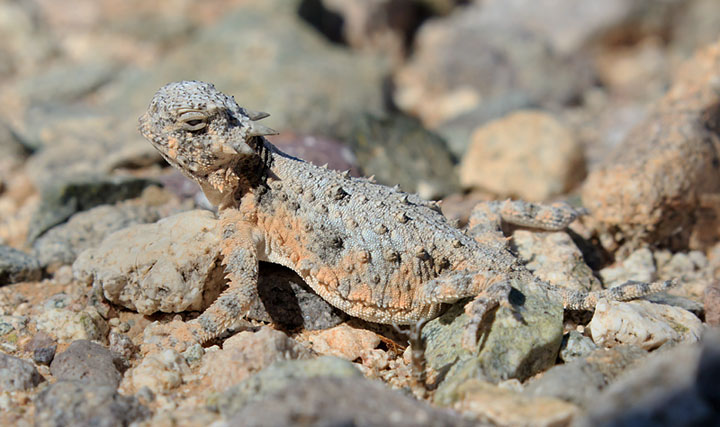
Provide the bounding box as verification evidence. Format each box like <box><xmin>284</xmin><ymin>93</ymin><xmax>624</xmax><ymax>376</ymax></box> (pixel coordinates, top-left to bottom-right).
<box><xmin>143</xmin><ymin>210</ymin><xmax>261</xmax><ymax>352</ymax></box>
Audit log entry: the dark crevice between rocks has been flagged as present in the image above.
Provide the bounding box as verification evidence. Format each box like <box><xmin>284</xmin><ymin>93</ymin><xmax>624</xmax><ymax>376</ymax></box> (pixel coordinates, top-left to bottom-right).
<box><xmin>296</xmin><ymin>0</ymin><xmax>452</xmax><ymax>56</ymax></box>
<box><xmin>297</xmin><ymin>0</ymin><xmax>346</xmax><ymax>45</ymax></box>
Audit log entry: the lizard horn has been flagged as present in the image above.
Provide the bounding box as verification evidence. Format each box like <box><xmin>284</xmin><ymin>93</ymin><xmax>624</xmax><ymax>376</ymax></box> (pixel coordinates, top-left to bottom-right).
<box><xmin>243</xmin><ymin>108</ymin><xmax>271</xmax><ymax>121</ymax></box>
<box><xmin>247</xmin><ymin>123</ymin><xmax>278</xmax><ymax>137</ymax></box>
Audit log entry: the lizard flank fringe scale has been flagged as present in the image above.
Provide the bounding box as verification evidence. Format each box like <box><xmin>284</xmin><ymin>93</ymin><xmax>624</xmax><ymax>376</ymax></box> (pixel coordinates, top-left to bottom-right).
<box><xmin>138</xmin><ymin>80</ymin><xmax>675</xmax><ymax>348</ymax></box>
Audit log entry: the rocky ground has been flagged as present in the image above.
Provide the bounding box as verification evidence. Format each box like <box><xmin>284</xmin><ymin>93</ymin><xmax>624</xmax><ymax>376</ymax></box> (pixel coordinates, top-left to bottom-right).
<box><xmin>2</xmin><ymin>0</ymin><xmax>720</xmax><ymax>426</ymax></box>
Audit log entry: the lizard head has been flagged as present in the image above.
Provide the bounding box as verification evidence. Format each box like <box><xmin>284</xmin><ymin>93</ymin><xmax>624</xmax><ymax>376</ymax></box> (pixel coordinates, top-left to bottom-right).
<box><xmin>139</xmin><ymin>80</ymin><xmax>277</xmax><ymax>205</ymax></box>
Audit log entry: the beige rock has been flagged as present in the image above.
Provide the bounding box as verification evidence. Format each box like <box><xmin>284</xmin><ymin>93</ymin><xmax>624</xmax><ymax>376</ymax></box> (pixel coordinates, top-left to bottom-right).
<box><xmin>588</xmin><ymin>300</ymin><xmax>703</xmax><ymax>350</ymax></box>
<box><xmin>129</xmin><ymin>349</ymin><xmax>190</xmax><ymax>393</ymax></box>
<box><xmin>35</xmin><ymin>307</ymin><xmax>109</xmax><ymax>343</ymax></box>
<box><xmin>582</xmin><ymin>42</ymin><xmax>720</xmax><ymax>252</ymax></box>
<box><xmin>73</xmin><ymin>210</ymin><xmax>225</xmax><ymax>315</ymax></box>
<box><xmin>201</xmin><ymin>326</ymin><xmax>313</xmax><ymax>392</ymax></box>
<box><xmin>599</xmin><ymin>248</ymin><xmax>656</xmax><ymax>288</ymax></box>
<box><xmin>460</xmin><ymin>111</ymin><xmax>584</xmax><ymax>201</ymax></box>
<box><xmin>452</xmin><ymin>379</ymin><xmax>580</xmax><ymax>427</ymax></box>
<box><xmin>306</xmin><ymin>323</ymin><xmax>381</xmax><ymax>361</ymax></box>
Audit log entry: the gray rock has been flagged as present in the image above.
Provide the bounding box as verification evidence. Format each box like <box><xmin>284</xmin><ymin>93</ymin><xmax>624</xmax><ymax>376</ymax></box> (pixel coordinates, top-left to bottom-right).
<box><xmin>669</xmin><ymin>0</ymin><xmax>720</xmax><ymax>57</ymax></box>
<box><xmin>33</xmin><ymin>203</ymin><xmax>161</xmax><ymax>269</ymax></box>
<box><xmin>524</xmin><ymin>345</ymin><xmax>647</xmax><ymax>408</ymax></box>
<box><xmin>393</xmin><ymin>1</ymin><xmax>594</xmax><ymax>132</ymax></box>
<box><xmin>250</xmin><ymin>262</ymin><xmax>348</xmax><ymax>330</ymax></box>
<box><xmin>50</xmin><ymin>340</ymin><xmax>124</xmax><ymax>388</ymax></box>
<box><xmin>212</xmin><ymin>356</ymin><xmax>361</xmax><ymax>416</ymax></box>
<box><xmin>0</xmin><ymin>244</ymin><xmax>41</xmax><ymax>285</ymax></box>
<box><xmin>348</xmin><ymin>113</ymin><xmax>459</xmax><ymax>199</ymax></box>
<box><xmin>34</xmin><ymin>380</ymin><xmax>150</xmax><ymax>427</ymax></box>
<box><xmin>558</xmin><ymin>330</ymin><xmax>599</xmax><ymax>363</ymax></box>
<box><xmin>25</xmin><ymin>331</ymin><xmax>58</xmax><ymax>366</ymax></box>
<box><xmin>578</xmin><ymin>330</ymin><xmax>720</xmax><ymax>426</ymax></box>
<box><xmin>225</xmin><ymin>376</ymin><xmax>474</xmax><ymax>427</ymax></box>
<box><xmin>20</xmin><ymin>106</ymin><xmax>160</xmax><ymax>186</ymax></box>
<box><xmin>17</xmin><ymin>62</ymin><xmax>117</xmax><ymax>105</ymax></box>
<box><xmin>33</xmin><ymin>346</ymin><xmax>57</xmax><ymax>366</ymax></box>
<box><xmin>27</xmin><ymin>175</ymin><xmax>158</xmax><ymax>244</ymax></box>
<box><xmin>0</xmin><ymin>352</ymin><xmax>44</xmax><ymax>392</ymax></box>
<box><xmin>426</xmin><ymin>278</ymin><xmax>563</xmax><ymax>404</ymax></box>
<box><xmin>0</xmin><ymin>121</ymin><xmax>30</xmax><ymax>166</ymax></box>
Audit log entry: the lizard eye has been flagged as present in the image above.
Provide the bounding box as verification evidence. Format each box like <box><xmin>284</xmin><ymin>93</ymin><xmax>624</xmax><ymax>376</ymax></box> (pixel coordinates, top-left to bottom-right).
<box><xmin>178</xmin><ymin>110</ymin><xmax>208</xmax><ymax>131</ymax></box>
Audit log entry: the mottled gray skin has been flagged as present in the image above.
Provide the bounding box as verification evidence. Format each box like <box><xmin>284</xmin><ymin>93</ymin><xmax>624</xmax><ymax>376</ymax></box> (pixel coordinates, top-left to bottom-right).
<box><xmin>138</xmin><ymin>81</ymin><xmax>674</xmax><ymax>348</ymax></box>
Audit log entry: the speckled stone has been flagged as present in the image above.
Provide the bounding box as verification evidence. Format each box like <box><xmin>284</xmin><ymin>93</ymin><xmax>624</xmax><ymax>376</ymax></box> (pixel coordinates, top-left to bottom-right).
<box><xmin>34</xmin><ymin>380</ymin><xmax>150</xmax><ymax>427</ymax></box>
<box><xmin>50</xmin><ymin>340</ymin><xmax>124</xmax><ymax>388</ymax></box>
<box><xmin>0</xmin><ymin>352</ymin><xmax>44</xmax><ymax>392</ymax></box>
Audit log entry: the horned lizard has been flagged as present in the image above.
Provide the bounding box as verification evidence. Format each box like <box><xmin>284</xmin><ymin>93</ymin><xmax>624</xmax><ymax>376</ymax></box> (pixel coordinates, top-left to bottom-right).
<box><xmin>138</xmin><ymin>81</ymin><xmax>674</xmax><ymax>351</ymax></box>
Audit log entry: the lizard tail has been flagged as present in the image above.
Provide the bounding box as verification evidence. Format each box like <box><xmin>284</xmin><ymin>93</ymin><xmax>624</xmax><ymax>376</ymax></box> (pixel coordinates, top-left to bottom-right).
<box><xmin>543</xmin><ymin>279</ymin><xmax>677</xmax><ymax>310</ymax></box>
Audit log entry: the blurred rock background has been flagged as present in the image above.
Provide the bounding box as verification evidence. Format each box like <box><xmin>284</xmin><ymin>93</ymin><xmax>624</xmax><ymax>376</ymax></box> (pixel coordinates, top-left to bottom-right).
<box><xmin>2</xmin><ymin>0</ymin><xmax>720</xmax><ymax>253</ymax></box>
